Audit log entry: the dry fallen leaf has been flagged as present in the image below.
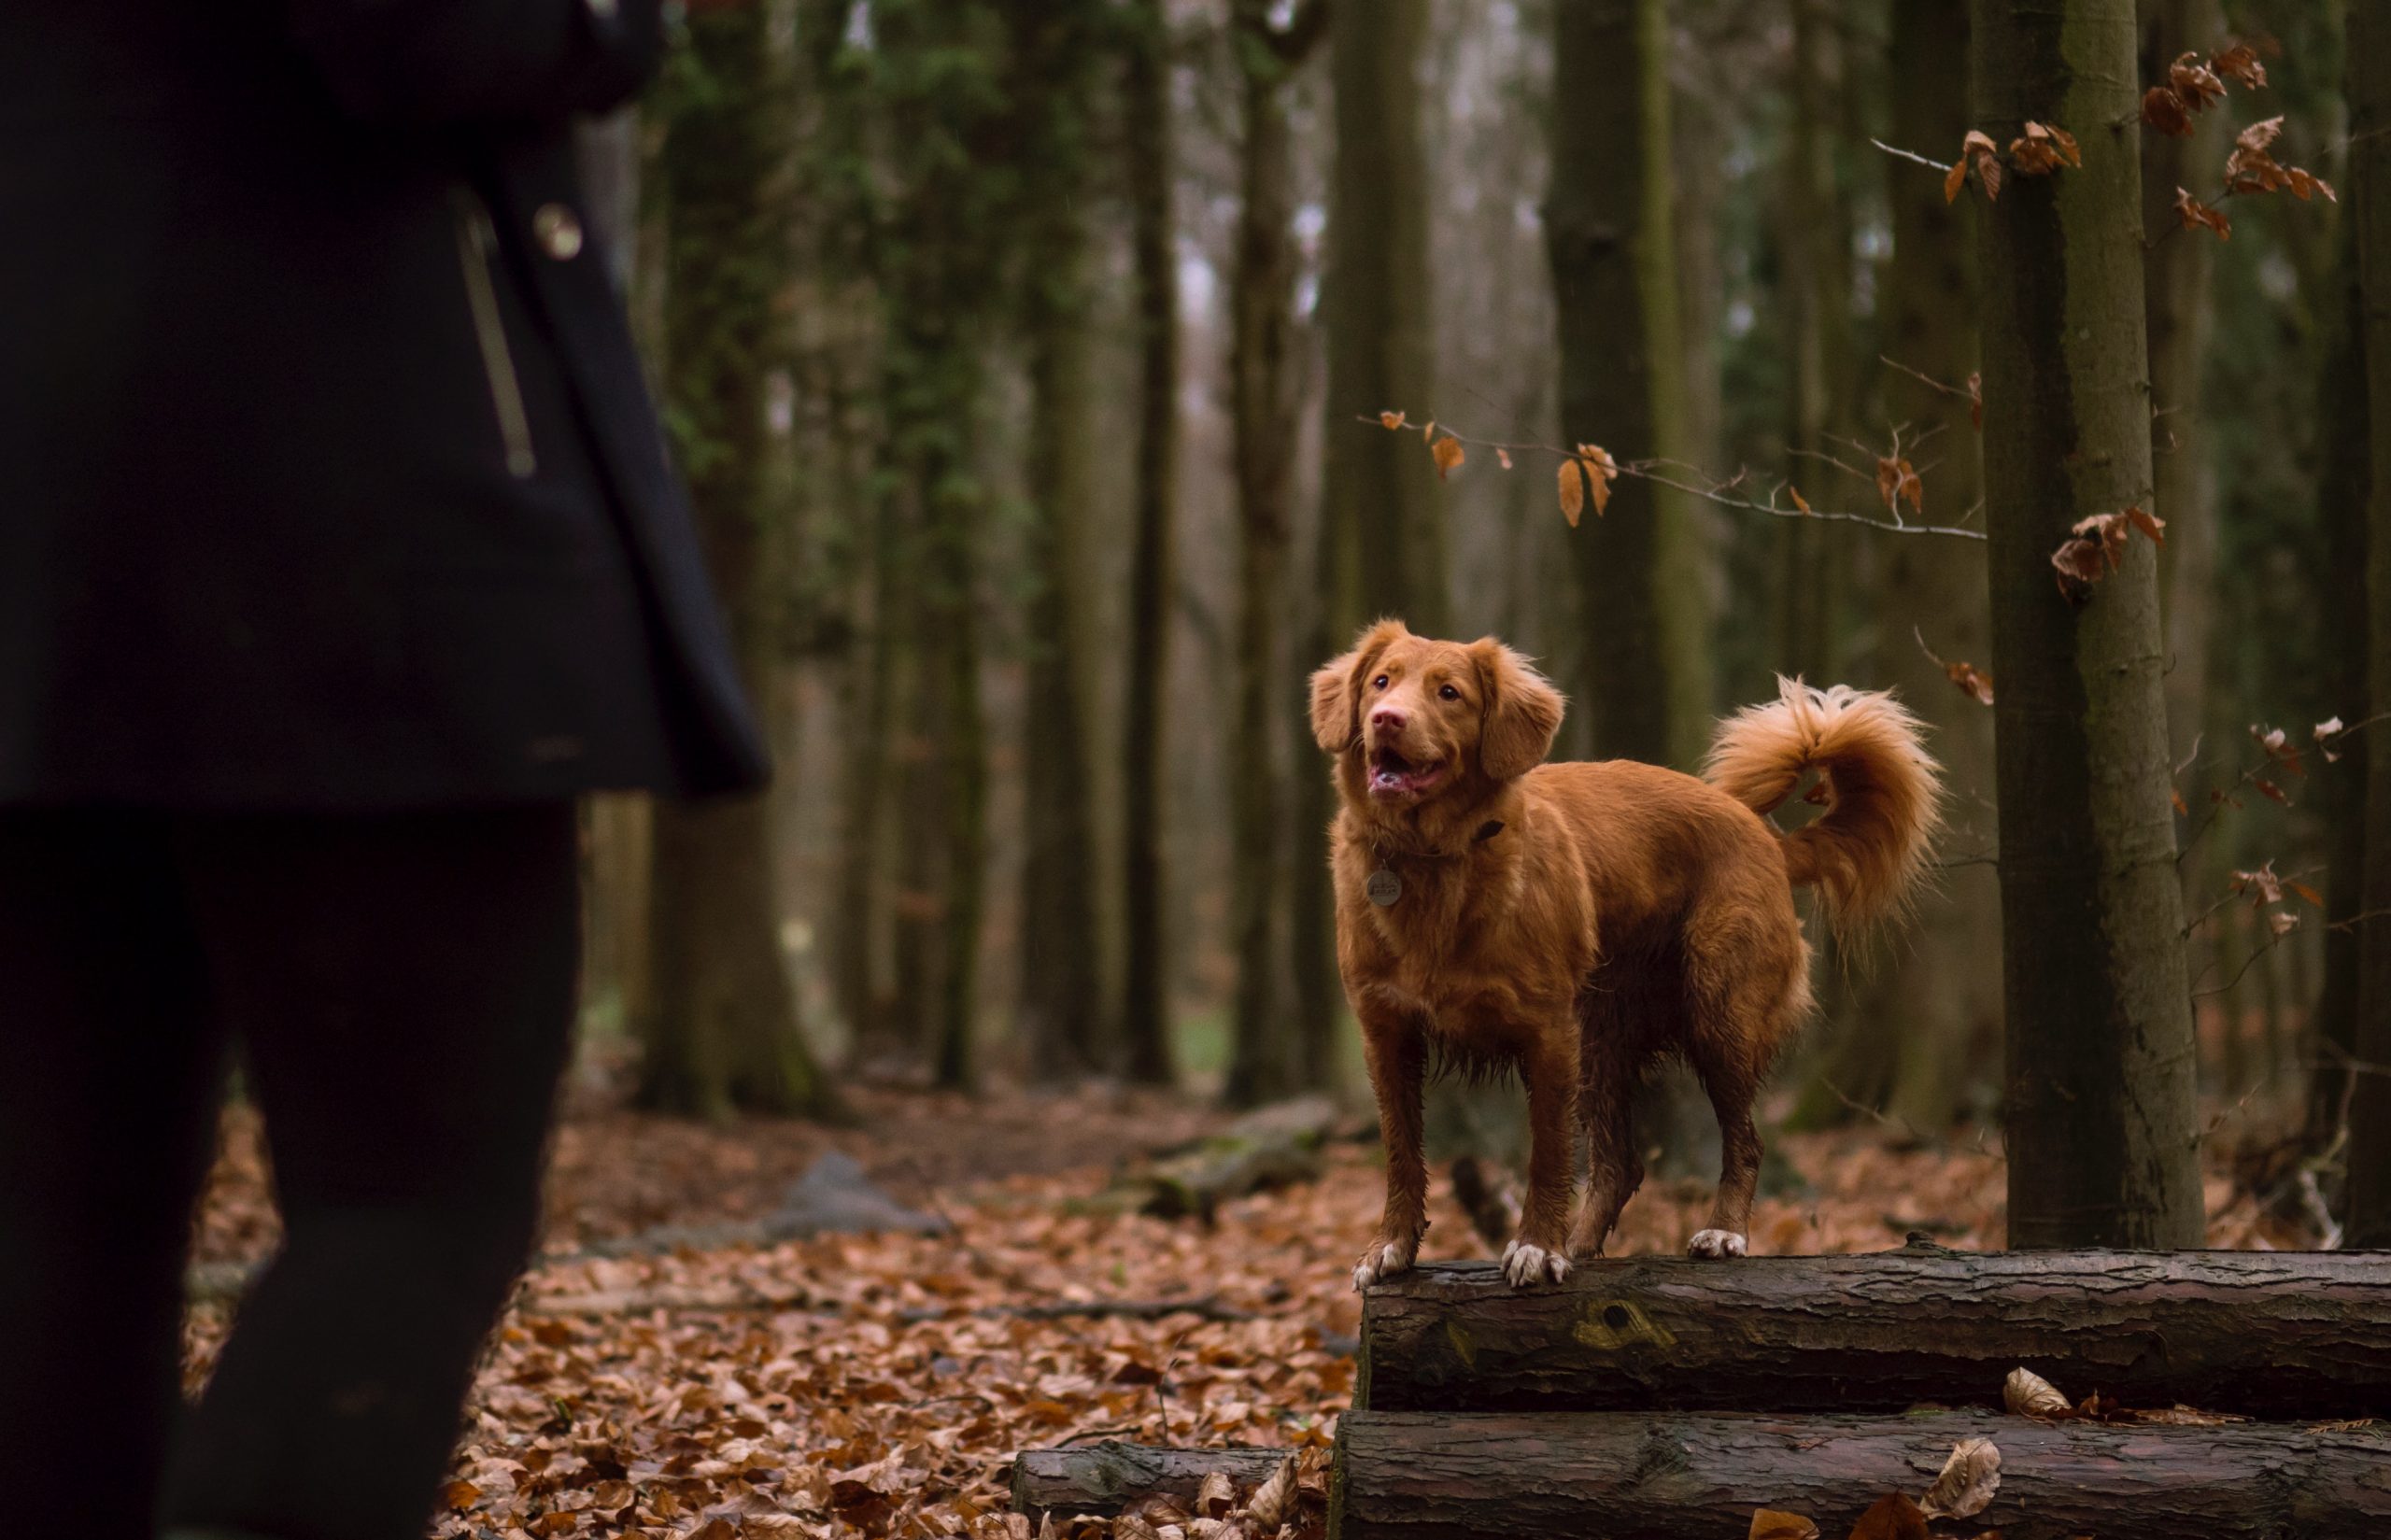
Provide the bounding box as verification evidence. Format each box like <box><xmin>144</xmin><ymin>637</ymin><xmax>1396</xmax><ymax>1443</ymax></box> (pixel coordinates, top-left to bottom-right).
<box><xmin>1750</xmin><ymin>1508</ymin><xmax>1822</xmax><ymax>1540</ymax></box>
<box><xmin>1244</xmin><ymin>1454</ymin><xmax>1297</xmax><ymax>1531</ymax></box>
<box><xmin>1196</xmin><ymin>1470</ymin><xmax>1237</xmax><ymax>1520</ymax></box>
<box><xmin>2004</xmin><ymin>1366</ymin><xmax>2072</xmax><ymax>1419</ymax></box>
<box><xmin>1847</xmin><ymin>1491</ymin><xmax>1930</xmax><ymax>1540</ymax></box>
<box><xmin>1920</xmin><ymin>1436</ymin><xmax>2002</xmax><ymax>1520</ymax></box>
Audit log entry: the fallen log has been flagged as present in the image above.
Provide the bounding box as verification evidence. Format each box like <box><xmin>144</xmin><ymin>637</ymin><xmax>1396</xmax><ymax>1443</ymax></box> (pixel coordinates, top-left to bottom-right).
<box><xmin>1331</xmin><ymin>1409</ymin><xmax>2391</xmax><ymax>1540</ymax></box>
<box><xmin>1012</xmin><ymin>1442</ymin><xmax>1289</xmax><ymax>1519</ymax></box>
<box><xmin>1359</xmin><ymin>1248</ymin><xmax>2391</xmax><ymax>1418</ymax></box>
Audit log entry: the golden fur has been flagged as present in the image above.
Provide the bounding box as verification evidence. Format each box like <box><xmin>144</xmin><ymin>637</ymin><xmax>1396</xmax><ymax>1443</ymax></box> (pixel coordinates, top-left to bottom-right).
<box><xmin>1310</xmin><ymin>620</ymin><xmax>1941</xmax><ymax>1288</ymax></box>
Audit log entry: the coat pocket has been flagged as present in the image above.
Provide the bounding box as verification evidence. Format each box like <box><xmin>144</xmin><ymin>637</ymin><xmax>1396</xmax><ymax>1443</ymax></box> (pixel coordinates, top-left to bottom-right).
<box><xmin>449</xmin><ymin>186</ymin><xmax>538</xmax><ymax>479</ymax></box>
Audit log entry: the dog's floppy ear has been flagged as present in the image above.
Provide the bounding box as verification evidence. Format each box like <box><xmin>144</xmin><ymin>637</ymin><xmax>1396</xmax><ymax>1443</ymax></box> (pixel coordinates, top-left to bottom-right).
<box><xmin>1310</xmin><ymin>618</ymin><xmax>1409</xmax><ymax>754</ymax></box>
<box><xmin>1473</xmin><ymin>640</ymin><xmax>1565</xmax><ymax>781</ymax></box>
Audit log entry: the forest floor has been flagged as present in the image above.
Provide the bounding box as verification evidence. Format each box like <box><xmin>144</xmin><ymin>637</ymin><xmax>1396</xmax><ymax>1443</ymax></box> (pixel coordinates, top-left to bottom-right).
<box><xmin>185</xmin><ymin>1075</ymin><xmax>2324</xmax><ymax>1540</ymax></box>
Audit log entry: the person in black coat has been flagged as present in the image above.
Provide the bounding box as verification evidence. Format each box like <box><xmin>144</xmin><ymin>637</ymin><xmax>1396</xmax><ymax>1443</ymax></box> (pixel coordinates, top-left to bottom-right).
<box><xmin>0</xmin><ymin>4</ymin><xmax>768</xmax><ymax>1537</ymax></box>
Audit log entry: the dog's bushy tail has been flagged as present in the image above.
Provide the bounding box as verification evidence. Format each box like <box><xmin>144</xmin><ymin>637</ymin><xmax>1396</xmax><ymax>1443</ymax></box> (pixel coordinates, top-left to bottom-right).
<box><xmin>1704</xmin><ymin>678</ymin><xmax>1942</xmax><ymax>943</ymax></box>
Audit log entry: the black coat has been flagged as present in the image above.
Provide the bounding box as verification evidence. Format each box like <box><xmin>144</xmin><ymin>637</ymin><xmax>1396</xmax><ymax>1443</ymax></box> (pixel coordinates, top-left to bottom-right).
<box><xmin>0</xmin><ymin>0</ymin><xmax>770</xmax><ymax>807</ymax></box>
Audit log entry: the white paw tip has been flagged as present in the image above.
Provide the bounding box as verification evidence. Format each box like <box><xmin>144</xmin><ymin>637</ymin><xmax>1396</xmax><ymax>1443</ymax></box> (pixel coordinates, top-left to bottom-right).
<box><xmin>1500</xmin><ymin>1240</ymin><xmax>1570</xmax><ymax>1287</ymax></box>
<box><xmin>1687</xmin><ymin>1228</ymin><xmax>1747</xmax><ymax>1260</ymax></box>
<box><xmin>1353</xmin><ymin>1243</ymin><xmax>1415</xmax><ymax>1291</ymax></box>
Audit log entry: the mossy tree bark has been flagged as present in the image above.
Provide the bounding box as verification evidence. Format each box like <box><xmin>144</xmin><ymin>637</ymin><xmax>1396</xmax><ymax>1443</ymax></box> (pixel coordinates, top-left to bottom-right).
<box><xmin>1545</xmin><ymin>0</ymin><xmax>1708</xmax><ymax>770</ymax></box>
<box><xmin>1806</xmin><ymin>0</ymin><xmax>2002</xmax><ymax>1134</ymax></box>
<box><xmin>1224</xmin><ymin>0</ymin><xmax>1330</xmax><ymax>1109</ymax></box>
<box><xmin>642</xmin><ymin>2</ymin><xmax>841</xmax><ymax>1120</ymax></box>
<box><xmin>1119</xmin><ymin>0</ymin><xmax>1180</xmax><ymax>1087</ymax></box>
<box><xmin>2345</xmin><ymin>0</ymin><xmax>2391</xmax><ymax>1245</ymax></box>
<box><xmin>1970</xmin><ymin>0</ymin><xmax>2201</xmax><ymax>1246</ymax></box>
<box><xmin>1015</xmin><ymin>7</ymin><xmax>1110</xmax><ymax>1081</ymax></box>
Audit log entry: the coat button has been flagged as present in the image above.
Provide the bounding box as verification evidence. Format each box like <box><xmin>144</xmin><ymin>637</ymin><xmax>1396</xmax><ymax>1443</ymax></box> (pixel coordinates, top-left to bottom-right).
<box><xmin>533</xmin><ymin>204</ymin><xmax>584</xmax><ymax>261</ymax></box>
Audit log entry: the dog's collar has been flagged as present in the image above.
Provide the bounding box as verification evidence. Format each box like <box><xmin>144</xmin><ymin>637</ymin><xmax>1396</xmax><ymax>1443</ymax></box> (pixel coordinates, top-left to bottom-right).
<box><xmin>1369</xmin><ymin>818</ymin><xmax>1505</xmax><ymax>865</ymax></box>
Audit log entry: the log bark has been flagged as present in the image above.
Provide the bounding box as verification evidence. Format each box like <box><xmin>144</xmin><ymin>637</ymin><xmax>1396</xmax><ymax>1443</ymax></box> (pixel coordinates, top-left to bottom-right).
<box><xmin>1358</xmin><ymin>1252</ymin><xmax>2391</xmax><ymax>1418</ymax></box>
<box><xmin>1012</xmin><ymin>1443</ymin><xmax>1289</xmax><ymax>1520</ymax></box>
<box><xmin>1331</xmin><ymin>1409</ymin><xmax>2391</xmax><ymax>1540</ymax></box>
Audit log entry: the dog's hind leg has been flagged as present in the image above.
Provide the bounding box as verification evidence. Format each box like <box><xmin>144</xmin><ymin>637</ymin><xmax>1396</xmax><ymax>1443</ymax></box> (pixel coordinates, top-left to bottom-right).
<box><xmin>1682</xmin><ymin>924</ymin><xmax>1802</xmax><ymax>1261</ymax></box>
<box><xmin>1686</xmin><ymin>1055</ymin><xmax>1761</xmax><ymax>1260</ymax></box>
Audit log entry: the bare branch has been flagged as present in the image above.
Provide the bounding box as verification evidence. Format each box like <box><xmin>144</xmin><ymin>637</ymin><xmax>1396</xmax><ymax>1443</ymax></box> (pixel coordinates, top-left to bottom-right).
<box><xmin>1871</xmin><ymin>137</ymin><xmax>1955</xmax><ymax>173</ymax></box>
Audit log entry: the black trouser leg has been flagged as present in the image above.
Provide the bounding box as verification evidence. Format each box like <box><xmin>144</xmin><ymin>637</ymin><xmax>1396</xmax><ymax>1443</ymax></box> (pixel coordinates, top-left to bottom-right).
<box><xmin>0</xmin><ymin>812</ymin><xmax>226</xmax><ymax>1539</ymax></box>
<box><xmin>153</xmin><ymin>805</ymin><xmax>581</xmax><ymax>1540</ymax></box>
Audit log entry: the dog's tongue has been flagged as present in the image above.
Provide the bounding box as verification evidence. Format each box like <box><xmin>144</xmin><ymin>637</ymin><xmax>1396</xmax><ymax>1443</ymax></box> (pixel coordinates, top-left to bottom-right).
<box><xmin>1369</xmin><ymin>753</ymin><xmax>1436</xmax><ymax>798</ymax></box>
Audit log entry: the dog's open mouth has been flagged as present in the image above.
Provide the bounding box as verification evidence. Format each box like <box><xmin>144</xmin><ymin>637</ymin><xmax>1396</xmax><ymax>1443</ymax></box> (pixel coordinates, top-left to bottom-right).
<box><xmin>1368</xmin><ymin>746</ymin><xmax>1446</xmax><ymax>800</ymax></box>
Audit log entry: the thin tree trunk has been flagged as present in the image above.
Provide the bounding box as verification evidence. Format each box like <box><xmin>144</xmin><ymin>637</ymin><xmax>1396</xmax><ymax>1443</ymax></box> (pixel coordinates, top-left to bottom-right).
<box><xmin>1017</xmin><ymin>77</ymin><xmax>1107</xmax><ymax>1079</ymax></box>
<box><xmin>1776</xmin><ymin>0</ymin><xmax>1850</xmax><ymax>689</ymax></box>
<box><xmin>1119</xmin><ymin>0</ymin><xmax>1179</xmax><ymax>1087</ymax></box>
<box><xmin>2346</xmin><ymin>0</ymin><xmax>2391</xmax><ymax>1246</ymax></box>
<box><xmin>1224</xmin><ymin>1</ymin><xmax>1326</xmax><ymax>1107</ymax></box>
<box><xmin>1546</xmin><ymin>0</ymin><xmax>1705</xmax><ymax>769</ymax></box>
<box><xmin>1811</xmin><ymin>0</ymin><xmax>2000</xmax><ymax>1136</ymax></box>
<box><xmin>1326</xmin><ymin>0</ymin><xmax>1445</xmax><ymax>633</ymax></box>
<box><xmin>2310</xmin><ymin>202</ymin><xmax>2370</xmax><ymax>1148</ymax></box>
<box><xmin>2140</xmin><ymin>0</ymin><xmax>2227</xmax><ymax>775</ymax></box>
<box><xmin>641</xmin><ymin>0</ymin><xmax>840</xmax><ymax>1120</ymax></box>
<box><xmin>1972</xmin><ymin>0</ymin><xmax>2201</xmax><ymax>1246</ymax></box>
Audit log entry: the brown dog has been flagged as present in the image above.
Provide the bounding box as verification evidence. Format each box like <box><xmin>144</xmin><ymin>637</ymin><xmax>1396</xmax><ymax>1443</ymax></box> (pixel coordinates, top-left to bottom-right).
<box><xmin>1311</xmin><ymin>620</ymin><xmax>1939</xmax><ymax>1288</ymax></box>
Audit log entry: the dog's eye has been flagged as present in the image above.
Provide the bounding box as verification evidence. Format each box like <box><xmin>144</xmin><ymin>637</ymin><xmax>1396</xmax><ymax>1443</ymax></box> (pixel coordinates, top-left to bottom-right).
<box><xmin>1373</xmin><ymin>674</ymin><xmax>1390</xmax><ymax>689</ymax></box>
<box><xmin>1439</xmin><ymin>685</ymin><xmax>1461</xmax><ymax>700</ymax></box>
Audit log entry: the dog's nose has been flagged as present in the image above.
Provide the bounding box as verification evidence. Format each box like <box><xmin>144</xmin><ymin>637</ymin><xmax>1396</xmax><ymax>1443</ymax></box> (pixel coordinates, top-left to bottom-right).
<box><xmin>1370</xmin><ymin>706</ymin><xmax>1407</xmax><ymax>737</ymax></box>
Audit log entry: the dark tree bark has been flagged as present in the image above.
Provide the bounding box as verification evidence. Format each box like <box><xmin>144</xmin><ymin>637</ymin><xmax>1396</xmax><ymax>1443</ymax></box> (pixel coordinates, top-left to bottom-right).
<box><xmin>2139</xmin><ymin>0</ymin><xmax>2227</xmax><ymax>778</ymax></box>
<box><xmin>1332</xmin><ymin>1410</ymin><xmax>2391</xmax><ymax>1540</ymax></box>
<box><xmin>2310</xmin><ymin>195</ymin><xmax>2371</xmax><ymax>1150</ymax></box>
<box><xmin>1224</xmin><ymin>0</ymin><xmax>1331</xmax><ymax>1108</ymax></box>
<box><xmin>1357</xmin><ymin>1253</ymin><xmax>2391</xmax><ymax>1418</ymax></box>
<box><xmin>1014</xmin><ymin>7</ymin><xmax>1109</xmax><ymax>1081</ymax></box>
<box><xmin>2349</xmin><ymin>0</ymin><xmax>2391</xmax><ymax>1245</ymax></box>
<box><xmin>1545</xmin><ymin>0</ymin><xmax>1706</xmax><ymax>769</ymax></box>
<box><xmin>641</xmin><ymin>1</ymin><xmax>840</xmax><ymax>1120</ymax></box>
<box><xmin>1324</xmin><ymin>0</ymin><xmax>1444</xmax><ymax>632</ymax></box>
<box><xmin>1119</xmin><ymin>0</ymin><xmax>1179</xmax><ymax>1087</ymax></box>
<box><xmin>1971</xmin><ymin>0</ymin><xmax>2202</xmax><ymax>1247</ymax></box>
<box><xmin>1012</xmin><ymin>1444</ymin><xmax>1288</xmax><ymax>1521</ymax></box>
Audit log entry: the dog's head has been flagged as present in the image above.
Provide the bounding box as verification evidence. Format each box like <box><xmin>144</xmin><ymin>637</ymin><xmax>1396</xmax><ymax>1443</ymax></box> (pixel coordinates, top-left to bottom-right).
<box><xmin>1309</xmin><ymin>620</ymin><xmax>1565</xmax><ymax>807</ymax></box>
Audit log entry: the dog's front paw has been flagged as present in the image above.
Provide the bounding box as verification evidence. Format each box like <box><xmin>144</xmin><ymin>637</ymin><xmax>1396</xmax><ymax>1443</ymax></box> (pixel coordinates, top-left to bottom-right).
<box><xmin>1499</xmin><ymin>1238</ymin><xmax>1572</xmax><ymax>1288</ymax></box>
<box><xmin>1686</xmin><ymin>1228</ymin><xmax>1747</xmax><ymax>1260</ymax></box>
<box><xmin>1352</xmin><ymin>1236</ymin><xmax>1419</xmax><ymax>1291</ymax></box>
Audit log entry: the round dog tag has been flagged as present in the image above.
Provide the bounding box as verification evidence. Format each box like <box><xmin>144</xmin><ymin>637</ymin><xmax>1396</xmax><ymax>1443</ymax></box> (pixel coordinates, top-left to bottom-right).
<box><xmin>1365</xmin><ymin>867</ymin><xmax>1401</xmax><ymax>907</ymax></box>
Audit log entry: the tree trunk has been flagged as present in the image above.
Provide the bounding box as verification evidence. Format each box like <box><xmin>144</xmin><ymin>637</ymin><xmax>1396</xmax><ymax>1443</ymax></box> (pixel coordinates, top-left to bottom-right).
<box><xmin>640</xmin><ymin>1</ymin><xmax>840</xmax><ymax>1120</ymax></box>
<box><xmin>1015</xmin><ymin>15</ymin><xmax>1108</xmax><ymax>1080</ymax></box>
<box><xmin>1013</xmin><ymin>1444</ymin><xmax>1289</xmax><ymax>1522</ymax></box>
<box><xmin>1804</xmin><ymin>0</ymin><xmax>2000</xmax><ymax>1135</ymax></box>
<box><xmin>1224</xmin><ymin>2</ymin><xmax>1325</xmax><ymax>1107</ymax></box>
<box><xmin>1325</xmin><ymin>0</ymin><xmax>1445</xmax><ymax>633</ymax></box>
<box><xmin>1356</xmin><ymin>1253</ymin><xmax>2391</xmax><ymax>1418</ymax></box>
<box><xmin>1776</xmin><ymin>0</ymin><xmax>1854</xmax><ymax>689</ymax></box>
<box><xmin>1545</xmin><ymin>0</ymin><xmax>1707</xmax><ymax>769</ymax></box>
<box><xmin>2310</xmin><ymin>197</ymin><xmax>2371</xmax><ymax>1149</ymax></box>
<box><xmin>1119</xmin><ymin>0</ymin><xmax>1179</xmax><ymax>1088</ymax></box>
<box><xmin>2348</xmin><ymin>0</ymin><xmax>2391</xmax><ymax>1246</ymax></box>
<box><xmin>1971</xmin><ymin>0</ymin><xmax>2202</xmax><ymax>1248</ymax></box>
<box><xmin>1332</xmin><ymin>1410</ymin><xmax>2391</xmax><ymax>1540</ymax></box>
<box><xmin>2139</xmin><ymin>0</ymin><xmax>2227</xmax><ymax>776</ymax></box>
